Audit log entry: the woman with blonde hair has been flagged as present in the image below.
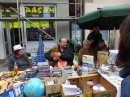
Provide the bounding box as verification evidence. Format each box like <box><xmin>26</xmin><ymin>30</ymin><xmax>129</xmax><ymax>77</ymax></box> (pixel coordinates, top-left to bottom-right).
<box><xmin>78</xmin><ymin>40</ymin><xmax>95</xmax><ymax>65</ymax></box>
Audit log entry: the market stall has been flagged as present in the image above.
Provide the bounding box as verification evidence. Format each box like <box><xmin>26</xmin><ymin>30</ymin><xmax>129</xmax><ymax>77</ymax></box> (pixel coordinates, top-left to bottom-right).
<box><xmin>0</xmin><ymin>50</ymin><xmax>122</xmax><ymax>97</ymax></box>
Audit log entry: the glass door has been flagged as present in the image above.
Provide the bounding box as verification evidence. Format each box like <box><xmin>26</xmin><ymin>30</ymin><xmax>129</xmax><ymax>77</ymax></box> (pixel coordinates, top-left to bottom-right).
<box><xmin>8</xmin><ymin>22</ymin><xmax>21</xmax><ymax>51</ymax></box>
<box><xmin>2</xmin><ymin>22</ymin><xmax>10</xmax><ymax>56</ymax></box>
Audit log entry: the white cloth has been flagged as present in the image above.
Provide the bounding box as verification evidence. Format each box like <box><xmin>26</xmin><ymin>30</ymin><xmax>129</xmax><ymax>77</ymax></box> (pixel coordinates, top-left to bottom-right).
<box><xmin>98</xmin><ymin>70</ymin><xmax>121</xmax><ymax>97</ymax></box>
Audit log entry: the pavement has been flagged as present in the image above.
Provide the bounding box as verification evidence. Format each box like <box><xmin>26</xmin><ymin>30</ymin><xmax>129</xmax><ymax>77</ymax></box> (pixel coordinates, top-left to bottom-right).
<box><xmin>0</xmin><ymin>63</ymin><xmax>8</xmax><ymax>71</ymax></box>
<box><xmin>0</xmin><ymin>58</ymin><xmax>9</xmax><ymax>71</ymax></box>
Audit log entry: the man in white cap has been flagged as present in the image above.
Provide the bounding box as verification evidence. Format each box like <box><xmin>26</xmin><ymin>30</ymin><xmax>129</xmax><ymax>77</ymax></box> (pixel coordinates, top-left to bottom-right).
<box><xmin>8</xmin><ymin>44</ymin><xmax>32</xmax><ymax>71</ymax></box>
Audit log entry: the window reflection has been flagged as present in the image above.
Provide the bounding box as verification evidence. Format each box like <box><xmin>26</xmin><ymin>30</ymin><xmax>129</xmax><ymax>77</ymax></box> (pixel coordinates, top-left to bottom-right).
<box><xmin>25</xmin><ymin>5</ymin><xmax>56</xmax><ymax>41</ymax></box>
<box><xmin>26</xmin><ymin>22</ymin><xmax>55</xmax><ymax>41</ymax></box>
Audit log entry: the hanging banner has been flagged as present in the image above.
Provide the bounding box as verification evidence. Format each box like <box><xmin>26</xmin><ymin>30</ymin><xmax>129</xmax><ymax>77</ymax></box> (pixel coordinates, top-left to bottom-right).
<box><xmin>13</xmin><ymin>22</ymin><xmax>21</xmax><ymax>28</ymax></box>
<box><xmin>9</xmin><ymin>22</ymin><xmax>13</xmax><ymax>29</ymax></box>
<box><xmin>26</xmin><ymin>22</ymin><xmax>31</xmax><ymax>28</ymax></box>
<box><xmin>31</xmin><ymin>21</ymin><xmax>40</xmax><ymax>28</ymax></box>
<box><xmin>40</xmin><ymin>21</ymin><xmax>49</xmax><ymax>28</ymax></box>
<box><xmin>2</xmin><ymin>22</ymin><xmax>5</xmax><ymax>28</ymax></box>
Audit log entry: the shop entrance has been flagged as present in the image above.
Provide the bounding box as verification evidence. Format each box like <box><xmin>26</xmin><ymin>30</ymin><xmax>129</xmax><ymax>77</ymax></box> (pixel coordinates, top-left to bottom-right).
<box><xmin>9</xmin><ymin>22</ymin><xmax>21</xmax><ymax>49</ymax></box>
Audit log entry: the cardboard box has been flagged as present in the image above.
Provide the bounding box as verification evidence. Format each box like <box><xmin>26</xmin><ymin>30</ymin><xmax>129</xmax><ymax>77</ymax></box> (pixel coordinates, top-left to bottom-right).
<box><xmin>97</xmin><ymin>51</ymin><xmax>108</xmax><ymax>66</ymax></box>
<box><xmin>59</xmin><ymin>77</ymin><xmax>92</xmax><ymax>97</ymax></box>
<box><xmin>81</xmin><ymin>74</ymin><xmax>117</xmax><ymax>97</ymax></box>
<box><xmin>44</xmin><ymin>77</ymin><xmax>61</xmax><ymax>95</ymax></box>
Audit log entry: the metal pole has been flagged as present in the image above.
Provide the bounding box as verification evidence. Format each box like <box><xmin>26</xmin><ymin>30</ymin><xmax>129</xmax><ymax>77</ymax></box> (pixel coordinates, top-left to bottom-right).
<box><xmin>75</xmin><ymin>23</ymin><xmax>76</xmax><ymax>40</ymax></box>
<box><xmin>11</xmin><ymin>7</ymin><xmax>59</xmax><ymax>43</ymax></box>
<box><xmin>75</xmin><ymin>0</ymin><xmax>77</xmax><ymax>17</ymax></box>
<box><xmin>17</xmin><ymin>0</ymin><xmax>21</xmax><ymax>44</ymax></box>
<box><xmin>15</xmin><ymin>2</ymin><xmax>81</xmax><ymax>4</ymax></box>
<box><xmin>80</xmin><ymin>0</ymin><xmax>83</xmax><ymax>16</ymax></box>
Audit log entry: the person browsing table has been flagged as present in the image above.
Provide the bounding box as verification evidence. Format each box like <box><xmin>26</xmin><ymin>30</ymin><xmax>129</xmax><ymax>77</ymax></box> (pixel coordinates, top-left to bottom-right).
<box><xmin>78</xmin><ymin>40</ymin><xmax>95</xmax><ymax>66</ymax></box>
<box><xmin>8</xmin><ymin>44</ymin><xmax>32</xmax><ymax>71</ymax></box>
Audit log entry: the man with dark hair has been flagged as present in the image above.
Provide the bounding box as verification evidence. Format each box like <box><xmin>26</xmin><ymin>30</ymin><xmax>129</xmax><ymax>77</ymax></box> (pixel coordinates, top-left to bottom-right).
<box><xmin>45</xmin><ymin>37</ymin><xmax>74</xmax><ymax>67</ymax></box>
<box><xmin>94</xmin><ymin>39</ymin><xmax>108</xmax><ymax>60</ymax></box>
<box><xmin>87</xmin><ymin>24</ymin><xmax>102</xmax><ymax>50</ymax></box>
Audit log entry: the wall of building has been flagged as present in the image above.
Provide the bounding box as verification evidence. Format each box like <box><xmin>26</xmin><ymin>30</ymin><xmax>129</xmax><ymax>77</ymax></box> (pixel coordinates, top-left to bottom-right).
<box><xmin>0</xmin><ymin>0</ymin><xmax>70</xmax><ymax>60</ymax></box>
<box><xmin>84</xmin><ymin>0</ymin><xmax>130</xmax><ymax>49</ymax></box>
<box><xmin>0</xmin><ymin>6</ymin><xmax>6</xmax><ymax>63</ymax></box>
<box><xmin>1</xmin><ymin>0</ymin><xmax>70</xmax><ymax>40</ymax></box>
<box><xmin>56</xmin><ymin>2</ymin><xmax>70</xmax><ymax>40</ymax></box>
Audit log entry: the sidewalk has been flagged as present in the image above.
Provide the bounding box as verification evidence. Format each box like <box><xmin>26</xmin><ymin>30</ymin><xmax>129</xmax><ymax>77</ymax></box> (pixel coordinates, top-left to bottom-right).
<box><xmin>0</xmin><ymin>63</ymin><xmax>8</xmax><ymax>71</ymax></box>
<box><xmin>0</xmin><ymin>58</ymin><xmax>8</xmax><ymax>71</ymax></box>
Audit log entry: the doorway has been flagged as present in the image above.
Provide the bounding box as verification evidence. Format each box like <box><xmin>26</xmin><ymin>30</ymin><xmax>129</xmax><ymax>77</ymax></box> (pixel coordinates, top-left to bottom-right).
<box><xmin>9</xmin><ymin>22</ymin><xmax>21</xmax><ymax>51</ymax></box>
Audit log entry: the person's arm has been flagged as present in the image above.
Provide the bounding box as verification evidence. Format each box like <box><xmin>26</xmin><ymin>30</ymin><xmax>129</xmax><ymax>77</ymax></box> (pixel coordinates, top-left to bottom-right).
<box><xmin>90</xmin><ymin>48</ymin><xmax>96</xmax><ymax>62</ymax></box>
<box><xmin>87</xmin><ymin>33</ymin><xmax>91</xmax><ymax>40</ymax></box>
<box><xmin>94</xmin><ymin>47</ymin><xmax>98</xmax><ymax>60</ymax></box>
<box><xmin>60</xmin><ymin>48</ymin><xmax>74</xmax><ymax>61</ymax></box>
<box><xmin>78</xmin><ymin>49</ymin><xmax>84</xmax><ymax>66</ymax></box>
<box><xmin>45</xmin><ymin>49</ymin><xmax>53</xmax><ymax>61</ymax></box>
<box><xmin>8</xmin><ymin>58</ymin><xmax>14</xmax><ymax>71</ymax></box>
<box><xmin>99</xmin><ymin>33</ymin><xmax>102</xmax><ymax>40</ymax></box>
<box><xmin>102</xmin><ymin>44</ymin><xmax>108</xmax><ymax>50</ymax></box>
<box><xmin>87</xmin><ymin>33</ymin><xmax>95</xmax><ymax>44</ymax></box>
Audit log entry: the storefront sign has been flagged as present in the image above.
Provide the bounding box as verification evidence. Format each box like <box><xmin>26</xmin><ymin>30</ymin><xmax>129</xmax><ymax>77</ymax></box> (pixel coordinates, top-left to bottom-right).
<box><xmin>25</xmin><ymin>6</ymin><xmax>55</xmax><ymax>17</ymax></box>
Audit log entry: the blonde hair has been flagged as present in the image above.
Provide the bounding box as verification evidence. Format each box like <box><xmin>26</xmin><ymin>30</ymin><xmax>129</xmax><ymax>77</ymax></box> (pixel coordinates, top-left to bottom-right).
<box><xmin>83</xmin><ymin>40</ymin><xmax>90</xmax><ymax>45</ymax></box>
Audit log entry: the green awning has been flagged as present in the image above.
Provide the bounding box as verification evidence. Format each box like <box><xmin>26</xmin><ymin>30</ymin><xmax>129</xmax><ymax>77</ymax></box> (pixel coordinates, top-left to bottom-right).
<box><xmin>78</xmin><ymin>10</ymin><xmax>100</xmax><ymax>23</ymax></box>
<box><xmin>78</xmin><ymin>4</ymin><xmax>130</xmax><ymax>30</ymax></box>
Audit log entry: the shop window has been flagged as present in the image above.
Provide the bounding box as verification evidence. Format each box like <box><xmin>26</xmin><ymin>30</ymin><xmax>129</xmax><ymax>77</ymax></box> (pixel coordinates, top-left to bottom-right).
<box><xmin>26</xmin><ymin>21</ymin><xmax>56</xmax><ymax>41</ymax></box>
<box><xmin>24</xmin><ymin>6</ymin><xmax>56</xmax><ymax>41</ymax></box>
<box><xmin>71</xmin><ymin>23</ymin><xmax>82</xmax><ymax>45</ymax></box>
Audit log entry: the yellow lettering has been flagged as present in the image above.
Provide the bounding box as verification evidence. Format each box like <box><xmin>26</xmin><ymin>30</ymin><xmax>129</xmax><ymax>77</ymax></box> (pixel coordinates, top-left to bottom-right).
<box><xmin>38</xmin><ymin>7</ymin><xmax>42</xmax><ymax>14</ymax></box>
<box><xmin>25</xmin><ymin>7</ymin><xmax>31</xmax><ymax>14</ymax></box>
<box><xmin>44</xmin><ymin>7</ymin><xmax>49</xmax><ymax>13</ymax></box>
<box><xmin>32</xmin><ymin>7</ymin><xmax>37</xmax><ymax>13</ymax></box>
<box><xmin>49</xmin><ymin>7</ymin><xmax>54</xmax><ymax>13</ymax></box>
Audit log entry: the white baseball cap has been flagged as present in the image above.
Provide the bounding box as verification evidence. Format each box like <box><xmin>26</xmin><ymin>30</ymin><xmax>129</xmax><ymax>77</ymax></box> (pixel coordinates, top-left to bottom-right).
<box><xmin>13</xmin><ymin>44</ymin><xmax>23</xmax><ymax>51</ymax></box>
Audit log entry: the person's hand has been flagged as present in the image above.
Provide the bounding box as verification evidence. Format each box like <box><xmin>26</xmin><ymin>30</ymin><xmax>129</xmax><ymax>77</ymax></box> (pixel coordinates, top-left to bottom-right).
<box><xmin>53</xmin><ymin>57</ymin><xmax>58</xmax><ymax>61</ymax></box>
<box><xmin>54</xmin><ymin>52</ymin><xmax>61</xmax><ymax>57</ymax></box>
<box><xmin>91</xmin><ymin>40</ymin><xmax>95</xmax><ymax>43</ymax></box>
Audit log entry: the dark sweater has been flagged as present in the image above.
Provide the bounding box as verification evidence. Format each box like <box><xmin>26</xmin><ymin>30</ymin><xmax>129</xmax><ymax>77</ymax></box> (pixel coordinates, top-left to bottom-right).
<box><xmin>87</xmin><ymin>31</ymin><xmax>102</xmax><ymax>50</ymax></box>
<box><xmin>94</xmin><ymin>44</ymin><xmax>108</xmax><ymax>60</ymax></box>
<box><xmin>8</xmin><ymin>53</ymin><xmax>32</xmax><ymax>71</ymax></box>
<box><xmin>45</xmin><ymin>45</ymin><xmax>74</xmax><ymax>66</ymax></box>
<box><xmin>78</xmin><ymin>47</ymin><xmax>95</xmax><ymax>66</ymax></box>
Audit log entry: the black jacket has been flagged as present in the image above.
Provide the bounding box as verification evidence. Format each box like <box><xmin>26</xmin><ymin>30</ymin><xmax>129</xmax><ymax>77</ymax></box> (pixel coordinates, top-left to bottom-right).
<box><xmin>87</xmin><ymin>31</ymin><xmax>102</xmax><ymax>50</ymax></box>
<box><xmin>45</xmin><ymin>45</ymin><xmax>74</xmax><ymax>66</ymax></box>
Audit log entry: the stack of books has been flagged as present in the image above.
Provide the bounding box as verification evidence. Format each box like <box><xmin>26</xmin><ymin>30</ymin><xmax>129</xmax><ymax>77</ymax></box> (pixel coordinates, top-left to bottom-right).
<box><xmin>62</xmin><ymin>66</ymin><xmax>72</xmax><ymax>78</ymax></box>
<box><xmin>52</xmin><ymin>67</ymin><xmax>61</xmax><ymax>77</ymax></box>
<box><xmin>37</xmin><ymin>62</ymin><xmax>50</xmax><ymax>80</ymax></box>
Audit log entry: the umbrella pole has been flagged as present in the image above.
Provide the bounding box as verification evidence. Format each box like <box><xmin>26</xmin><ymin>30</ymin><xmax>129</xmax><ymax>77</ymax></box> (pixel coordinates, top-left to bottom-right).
<box><xmin>108</xmin><ymin>30</ymin><xmax>110</xmax><ymax>48</ymax></box>
<box><xmin>108</xmin><ymin>17</ymin><xmax>110</xmax><ymax>48</ymax></box>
